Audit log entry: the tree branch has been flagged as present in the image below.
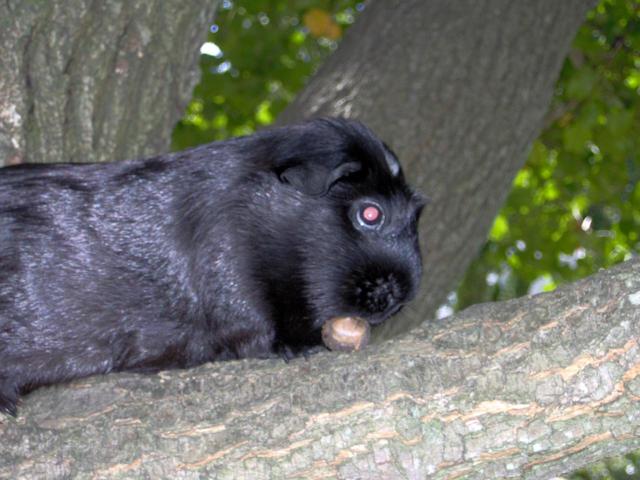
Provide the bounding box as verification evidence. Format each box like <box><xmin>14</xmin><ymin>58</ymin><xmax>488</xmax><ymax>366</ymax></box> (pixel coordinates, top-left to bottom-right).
<box><xmin>2</xmin><ymin>259</ymin><xmax>639</xmax><ymax>479</ymax></box>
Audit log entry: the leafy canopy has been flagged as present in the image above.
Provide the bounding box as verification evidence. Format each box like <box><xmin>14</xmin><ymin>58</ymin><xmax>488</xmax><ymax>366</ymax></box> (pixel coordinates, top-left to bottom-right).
<box><xmin>455</xmin><ymin>0</ymin><xmax>640</xmax><ymax>312</ymax></box>
<box><xmin>172</xmin><ymin>0</ymin><xmax>362</xmax><ymax>150</ymax></box>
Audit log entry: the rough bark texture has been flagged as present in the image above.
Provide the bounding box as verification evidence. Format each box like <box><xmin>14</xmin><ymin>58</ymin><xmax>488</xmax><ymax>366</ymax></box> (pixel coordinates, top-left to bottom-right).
<box><xmin>0</xmin><ymin>0</ymin><xmax>217</xmax><ymax>166</ymax></box>
<box><xmin>278</xmin><ymin>0</ymin><xmax>598</xmax><ymax>339</ymax></box>
<box><xmin>1</xmin><ymin>259</ymin><xmax>638</xmax><ymax>479</ymax></box>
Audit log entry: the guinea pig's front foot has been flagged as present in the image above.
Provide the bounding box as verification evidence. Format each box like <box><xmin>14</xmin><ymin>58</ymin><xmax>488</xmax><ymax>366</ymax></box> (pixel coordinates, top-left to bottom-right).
<box><xmin>275</xmin><ymin>342</ymin><xmax>296</xmax><ymax>363</ymax></box>
<box><xmin>300</xmin><ymin>344</ymin><xmax>329</xmax><ymax>360</ymax></box>
<box><xmin>274</xmin><ymin>341</ymin><xmax>327</xmax><ymax>363</ymax></box>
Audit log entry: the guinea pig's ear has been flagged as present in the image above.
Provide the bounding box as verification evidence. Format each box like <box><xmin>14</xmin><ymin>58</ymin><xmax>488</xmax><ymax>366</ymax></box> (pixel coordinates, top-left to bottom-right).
<box><xmin>278</xmin><ymin>160</ymin><xmax>361</xmax><ymax>196</ymax></box>
<box><xmin>382</xmin><ymin>142</ymin><xmax>402</xmax><ymax>177</ymax></box>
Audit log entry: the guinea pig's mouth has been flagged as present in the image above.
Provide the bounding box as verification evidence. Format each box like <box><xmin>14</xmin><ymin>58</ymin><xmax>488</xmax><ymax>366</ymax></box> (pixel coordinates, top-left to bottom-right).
<box><xmin>366</xmin><ymin>303</ymin><xmax>404</xmax><ymax>326</ymax></box>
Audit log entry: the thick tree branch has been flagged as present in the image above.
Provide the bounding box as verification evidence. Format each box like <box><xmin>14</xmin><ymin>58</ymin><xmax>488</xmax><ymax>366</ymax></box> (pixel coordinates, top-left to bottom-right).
<box><xmin>1</xmin><ymin>259</ymin><xmax>638</xmax><ymax>479</ymax></box>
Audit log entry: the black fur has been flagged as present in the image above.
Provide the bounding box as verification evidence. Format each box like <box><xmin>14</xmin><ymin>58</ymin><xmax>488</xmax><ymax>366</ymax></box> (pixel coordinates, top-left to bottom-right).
<box><xmin>0</xmin><ymin>118</ymin><xmax>424</xmax><ymax>415</ymax></box>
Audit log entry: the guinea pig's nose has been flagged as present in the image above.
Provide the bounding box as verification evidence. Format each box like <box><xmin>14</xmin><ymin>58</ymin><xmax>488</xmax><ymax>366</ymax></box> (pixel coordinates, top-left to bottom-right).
<box><xmin>357</xmin><ymin>273</ymin><xmax>407</xmax><ymax>318</ymax></box>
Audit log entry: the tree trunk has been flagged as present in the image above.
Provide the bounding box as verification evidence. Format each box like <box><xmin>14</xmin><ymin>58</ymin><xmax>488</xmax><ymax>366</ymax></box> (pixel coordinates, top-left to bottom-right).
<box><xmin>1</xmin><ymin>259</ymin><xmax>638</xmax><ymax>479</ymax></box>
<box><xmin>0</xmin><ymin>0</ymin><xmax>217</xmax><ymax>166</ymax></box>
<box><xmin>278</xmin><ymin>0</ymin><xmax>598</xmax><ymax>339</ymax></box>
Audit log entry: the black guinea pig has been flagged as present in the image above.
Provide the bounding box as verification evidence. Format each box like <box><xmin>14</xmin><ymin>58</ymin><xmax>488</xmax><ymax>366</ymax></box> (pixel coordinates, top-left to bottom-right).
<box><xmin>0</xmin><ymin>117</ymin><xmax>425</xmax><ymax>415</ymax></box>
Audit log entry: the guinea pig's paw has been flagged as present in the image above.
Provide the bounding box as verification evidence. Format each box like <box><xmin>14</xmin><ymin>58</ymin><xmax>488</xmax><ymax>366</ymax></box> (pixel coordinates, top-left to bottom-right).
<box><xmin>274</xmin><ymin>341</ymin><xmax>297</xmax><ymax>363</ymax></box>
<box><xmin>274</xmin><ymin>341</ymin><xmax>327</xmax><ymax>363</ymax></box>
<box><xmin>0</xmin><ymin>380</ymin><xmax>19</xmax><ymax>417</ymax></box>
<box><xmin>300</xmin><ymin>344</ymin><xmax>329</xmax><ymax>360</ymax></box>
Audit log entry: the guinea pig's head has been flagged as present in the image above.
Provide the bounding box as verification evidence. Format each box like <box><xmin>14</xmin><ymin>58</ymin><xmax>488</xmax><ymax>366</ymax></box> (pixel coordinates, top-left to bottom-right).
<box><xmin>256</xmin><ymin>118</ymin><xmax>425</xmax><ymax>330</ymax></box>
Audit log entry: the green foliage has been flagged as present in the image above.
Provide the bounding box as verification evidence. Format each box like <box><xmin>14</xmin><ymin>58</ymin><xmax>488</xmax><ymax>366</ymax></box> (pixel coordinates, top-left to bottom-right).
<box><xmin>569</xmin><ymin>451</ymin><xmax>640</xmax><ymax>479</ymax></box>
<box><xmin>172</xmin><ymin>0</ymin><xmax>362</xmax><ymax>150</ymax></box>
<box><xmin>455</xmin><ymin>0</ymin><xmax>640</xmax><ymax>312</ymax></box>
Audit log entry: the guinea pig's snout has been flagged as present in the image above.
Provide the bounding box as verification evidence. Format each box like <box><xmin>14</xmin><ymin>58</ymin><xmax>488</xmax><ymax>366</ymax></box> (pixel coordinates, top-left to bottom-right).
<box><xmin>352</xmin><ymin>271</ymin><xmax>412</xmax><ymax>325</ymax></box>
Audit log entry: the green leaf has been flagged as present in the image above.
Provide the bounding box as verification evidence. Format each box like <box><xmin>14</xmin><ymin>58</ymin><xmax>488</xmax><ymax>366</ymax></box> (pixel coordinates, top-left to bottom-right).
<box><xmin>255</xmin><ymin>100</ymin><xmax>273</xmax><ymax>125</ymax></box>
<box><xmin>562</xmin><ymin>121</ymin><xmax>591</xmax><ymax>153</ymax></box>
<box><xmin>566</xmin><ymin>66</ymin><xmax>598</xmax><ymax>100</ymax></box>
<box><xmin>489</xmin><ymin>215</ymin><xmax>509</xmax><ymax>242</ymax></box>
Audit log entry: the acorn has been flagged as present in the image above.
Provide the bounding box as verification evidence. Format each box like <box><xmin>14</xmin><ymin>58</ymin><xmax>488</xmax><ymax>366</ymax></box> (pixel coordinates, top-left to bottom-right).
<box><xmin>321</xmin><ymin>316</ymin><xmax>370</xmax><ymax>352</ymax></box>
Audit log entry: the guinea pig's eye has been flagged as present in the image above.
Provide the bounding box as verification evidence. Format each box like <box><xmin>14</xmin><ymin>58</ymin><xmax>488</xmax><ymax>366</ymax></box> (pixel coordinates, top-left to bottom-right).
<box><xmin>356</xmin><ymin>202</ymin><xmax>384</xmax><ymax>229</ymax></box>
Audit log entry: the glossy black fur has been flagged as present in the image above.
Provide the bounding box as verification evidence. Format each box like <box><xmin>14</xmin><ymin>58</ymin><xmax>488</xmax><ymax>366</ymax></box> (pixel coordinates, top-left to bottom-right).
<box><xmin>0</xmin><ymin>118</ymin><xmax>424</xmax><ymax>415</ymax></box>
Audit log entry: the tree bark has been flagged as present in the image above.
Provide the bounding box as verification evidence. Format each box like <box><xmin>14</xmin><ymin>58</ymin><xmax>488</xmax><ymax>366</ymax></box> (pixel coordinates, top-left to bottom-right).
<box><xmin>278</xmin><ymin>0</ymin><xmax>598</xmax><ymax>339</ymax></box>
<box><xmin>0</xmin><ymin>0</ymin><xmax>217</xmax><ymax>167</ymax></box>
<box><xmin>1</xmin><ymin>259</ymin><xmax>638</xmax><ymax>479</ymax></box>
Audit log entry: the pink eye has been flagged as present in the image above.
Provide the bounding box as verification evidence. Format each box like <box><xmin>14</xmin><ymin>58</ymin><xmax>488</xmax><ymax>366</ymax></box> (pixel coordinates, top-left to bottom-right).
<box><xmin>357</xmin><ymin>202</ymin><xmax>384</xmax><ymax>228</ymax></box>
<box><xmin>363</xmin><ymin>206</ymin><xmax>380</xmax><ymax>223</ymax></box>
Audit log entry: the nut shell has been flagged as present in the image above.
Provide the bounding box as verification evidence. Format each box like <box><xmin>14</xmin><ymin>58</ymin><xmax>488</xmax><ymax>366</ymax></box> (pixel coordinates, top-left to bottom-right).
<box><xmin>321</xmin><ymin>316</ymin><xmax>370</xmax><ymax>352</ymax></box>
